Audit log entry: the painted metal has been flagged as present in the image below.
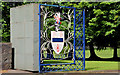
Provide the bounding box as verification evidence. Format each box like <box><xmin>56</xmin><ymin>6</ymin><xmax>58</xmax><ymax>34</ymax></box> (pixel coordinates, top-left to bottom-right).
<box><xmin>39</xmin><ymin>4</ymin><xmax>41</xmax><ymax>73</ymax></box>
<box><xmin>83</xmin><ymin>9</ymin><xmax>85</xmax><ymax>70</ymax></box>
<box><xmin>73</xmin><ymin>8</ymin><xmax>76</xmax><ymax>63</ymax></box>
<box><xmin>38</xmin><ymin>4</ymin><xmax>85</xmax><ymax>73</ymax></box>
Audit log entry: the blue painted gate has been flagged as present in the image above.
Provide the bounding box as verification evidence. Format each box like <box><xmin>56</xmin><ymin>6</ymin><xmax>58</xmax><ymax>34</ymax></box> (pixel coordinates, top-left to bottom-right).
<box><xmin>38</xmin><ymin>4</ymin><xmax>85</xmax><ymax>73</ymax></box>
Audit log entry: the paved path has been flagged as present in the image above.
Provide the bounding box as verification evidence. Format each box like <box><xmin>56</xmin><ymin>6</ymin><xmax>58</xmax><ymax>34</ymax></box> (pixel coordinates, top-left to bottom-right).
<box><xmin>53</xmin><ymin>70</ymin><xmax>120</xmax><ymax>73</ymax></box>
<box><xmin>1</xmin><ymin>69</ymin><xmax>120</xmax><ymax>74</ymax></box>
<box><xmin>0</xmin><ymin>69</ymin><xmax>32</xmax><ymax>73</ymax></box>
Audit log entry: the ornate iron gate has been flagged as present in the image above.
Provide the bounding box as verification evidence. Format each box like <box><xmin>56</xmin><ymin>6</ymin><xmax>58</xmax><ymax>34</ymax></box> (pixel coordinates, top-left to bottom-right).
<box><xmin>38</xmin><ymin>4</ymin><xmax>85</xmax><ymax>73</ymax></box>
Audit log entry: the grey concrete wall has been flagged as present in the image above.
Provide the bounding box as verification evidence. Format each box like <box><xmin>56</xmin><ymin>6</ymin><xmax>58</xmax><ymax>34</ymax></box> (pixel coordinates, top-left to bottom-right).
<box><xmin>10</xmin><ymin>3</ymin><xmax>39</xmax><ymax>71</ymax></box>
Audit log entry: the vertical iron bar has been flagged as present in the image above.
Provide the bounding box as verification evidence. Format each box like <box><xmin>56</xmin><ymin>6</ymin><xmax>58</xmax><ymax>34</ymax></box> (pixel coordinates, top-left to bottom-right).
<box><xmin>39</xmin><ymin>4</ymin><xmax>41</xmax><ymax>73</ymax></box>
<box><xmin>83</xmin><ymin>9</ymin><xmax>85</xmax><ymax>70</ymax></box>
<box><xmin>74</xmin><ymin>8</ymin><xmax>76</xmax><ymax>63</ymax></box>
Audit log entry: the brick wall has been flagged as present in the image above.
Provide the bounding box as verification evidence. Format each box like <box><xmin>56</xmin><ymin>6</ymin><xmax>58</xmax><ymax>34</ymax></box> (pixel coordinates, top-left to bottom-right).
<box><xmin>0</xmin><ymin>43</ymin><xmax>12</xmax><ymax>70</ymax></box>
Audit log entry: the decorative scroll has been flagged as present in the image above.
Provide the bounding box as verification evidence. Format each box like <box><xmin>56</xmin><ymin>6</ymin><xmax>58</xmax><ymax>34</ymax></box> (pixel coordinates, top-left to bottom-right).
<box><xmin>40</xmin><ymin>6</ymin><xmax>74</xmax><ymax>60</ymax></box>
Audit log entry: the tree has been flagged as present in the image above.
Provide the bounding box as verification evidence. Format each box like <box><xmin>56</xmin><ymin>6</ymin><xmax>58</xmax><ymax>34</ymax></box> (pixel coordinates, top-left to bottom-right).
<box><xmin>87</xmin><ymin>2</ymin><xmax>120</xmax><ymax>60</ymax></box>
<box><xmin>74</xmin><ymin>2</ymin><xmax>120</xmax><ymax>60</ymax></box>
<box><xmin>108</xmin><ymin>16</ymin><xmax>120</xmax><ymax>59</ymax></box>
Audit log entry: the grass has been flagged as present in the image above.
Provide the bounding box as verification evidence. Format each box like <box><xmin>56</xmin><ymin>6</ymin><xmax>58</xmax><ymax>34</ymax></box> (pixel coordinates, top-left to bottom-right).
<box><xmin>43</xmin><ymin>60</ymin><xmax>119</xmax><ymax>70</ymax></box>
<box><xmin>85</xmin><ymin>47</ymin><xmax>120</xmax><ymax>58</ymax></box>
<box><xmin>85</xmin><ymin>61</ymin><xmax>119</xmax><ymax>70</ymax></box>
<box><xmin>43</xmin><ymin>47</ymin><xmax>120</xmax><ymax>71</ymax></box>
<box><xmin>84</xmin><ymin>47</ymin><xmax>120</xmax><ymax>70</ymax></box>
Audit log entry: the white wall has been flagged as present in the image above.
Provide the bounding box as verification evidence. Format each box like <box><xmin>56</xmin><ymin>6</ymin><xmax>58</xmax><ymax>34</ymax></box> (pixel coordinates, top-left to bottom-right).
<box><xmin>10</xmin><ymin>3</ymin><xmax>39</xmax><ymax>71</ymax></box>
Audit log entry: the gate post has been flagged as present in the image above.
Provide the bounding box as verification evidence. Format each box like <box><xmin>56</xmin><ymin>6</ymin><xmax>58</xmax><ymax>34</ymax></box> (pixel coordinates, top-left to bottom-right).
<box><xmin>39</xmin><ymin>4</ymin><xmax>41</xmax><ymax>73</ymax></box>
<box><xmin>83</xmin><ymin>9</ymin><xmax>85</xmax><ymax>70</ymax></box>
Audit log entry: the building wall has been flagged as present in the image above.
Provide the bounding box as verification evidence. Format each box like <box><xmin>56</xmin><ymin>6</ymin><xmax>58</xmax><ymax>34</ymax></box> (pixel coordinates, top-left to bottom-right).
<box><xmin>10</xmin><ymin>3</ymin><xmax>39</xmax><ymax>71</ymax></box>
<box><xmin>0</xmin><ymin>43</ymin><xmax>12</xmax><ymax>70</ymax></box>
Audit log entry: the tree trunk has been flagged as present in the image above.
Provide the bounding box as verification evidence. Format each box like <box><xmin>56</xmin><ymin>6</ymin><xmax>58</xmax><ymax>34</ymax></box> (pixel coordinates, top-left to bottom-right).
<box><xmin>89</xmin><ymin>41</ymin><xmax>99</xmax><ymax>59</ymax></box>
<box><xmin>113</xmin><ymin>46</ymin><xmax>118</xmax><ymax>59</ymax></box>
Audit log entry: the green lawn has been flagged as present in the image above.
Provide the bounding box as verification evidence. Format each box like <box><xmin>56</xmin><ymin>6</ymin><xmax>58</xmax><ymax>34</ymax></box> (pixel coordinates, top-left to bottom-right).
<box><xmin>85</xmin><ymin>61</ymin><xmax>119</xmax><ymax>70</ymax></box>
<box><xmin>44</xmin><ymin>60</ymin><xmax>119</xmax><ymax>70</ymax></box>
<box><xmin>43</xmin><ymin>47</ymin><xmax>120</xmax><ymax>71</ymax></box>
<box><xmin>85</xmin><ymin>47</ymin><xmax>120</xmax><ymax>70</ymax></box>
<box><xmin>85</xmin><ymin>47</ymin><xmax>120</xmax><ymax>58</ymax></box>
